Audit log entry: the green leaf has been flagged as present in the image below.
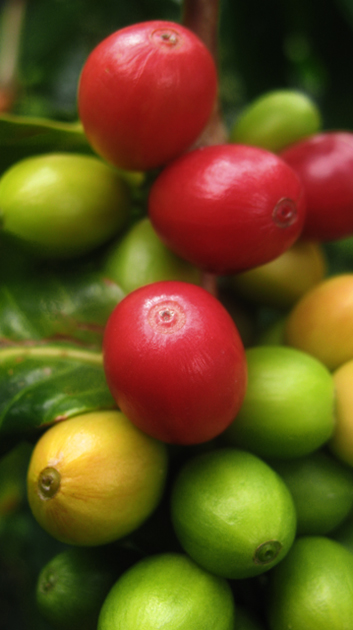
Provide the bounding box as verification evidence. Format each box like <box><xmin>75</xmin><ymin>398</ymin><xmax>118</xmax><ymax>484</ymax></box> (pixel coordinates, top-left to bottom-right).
<box><xmin>0</xmin><ymin>113</ymin><xmax>92</xmax><ymax>172</ymax></box>
<box><xmin>0</xmin><ymin>268</ymin><xmax>125</xmax><ymax>347</ymax></box>
<box><xmin>0</xmin><ymin>343</ymin><xmax>116</xmax><ymax>440</ymax></box>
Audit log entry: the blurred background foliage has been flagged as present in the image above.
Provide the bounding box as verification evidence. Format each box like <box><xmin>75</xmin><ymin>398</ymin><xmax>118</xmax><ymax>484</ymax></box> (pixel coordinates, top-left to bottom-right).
<box><xmin>1</xmin><ymin>0</ymin><xmax>353</xmax><ymax>130</ymax></box>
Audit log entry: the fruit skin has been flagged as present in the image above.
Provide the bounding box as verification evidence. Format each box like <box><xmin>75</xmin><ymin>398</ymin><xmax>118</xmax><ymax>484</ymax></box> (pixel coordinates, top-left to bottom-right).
<box><xmin>77</xmin><ymin>21</ymin><xmax>217</xmax><ymax>172</ymax></box>
<box><xmin>148</xmin><ymin>144</ymin><xmax>306</xmax><ymax>274</ymax></box>
<box><xmin>104</xmin><ymin>217</ymin><xmax>201</xmax><ymax>294</ymax></box>
<box><xmin>329</xmin><ymin>358</ymin><xmax>353</xmax><ymax>466</ymax></box>
<box><xmin>27</xmin><ymin>410</ymin><xmax>168</xmax><ymax>546</ymax></box>
<box><xmin>267</xmin><ymin>536</ymin><xmax>353</xmax><ymax>630</ymax></box>
<box><xmin>97</xmin><ymin>552</ymin><xmax>236</xmax><ymax>630</ymax></box>
<box><xmin>230</xmin><ymin>239</ymin><xmax>326</xmax><ymax>310</ymax></box>
<box><xmin>224</xmin><ymin>345</ymin><xmax>335</xmax><ymax>459</ymax></box>
<box><xmin>103</xmin><ymin>280</ymin><xmax>247</xmax><ymax>445</ymax></box>
<box><xmin>280</xmin><ymin>131</ymin><xmax>353</xmax><ymax>241</ymax></box>
<box><xmin>36</xmin><ymin>547</ymin><xmax>129</xmax><ymax>630</ymax></box>
<box><xmin>269</xmin><ymin>451</ymin><xmax>353</xmax><ymax>535</ymax></box>
<box><xmin>230</xmin><ymin>89</ymin><xmax>322</xmax><ymax>153</ymax></box>
<box><xmin>284</xmin><ymin>273</ymin><xmax>353</xmax><ymax>370</ymax></box>
<box><xmin>0</xmin><ymin>153</ymin><xmax>130</xmax><ymax>258</ymax></box>
<box><xmin>170</xmin><ymin>448</ymin><xmax>297</xmax><ymax>579</ymax></box>
<box><xmin>332</xmin><ymin>509</ymin><xmax>353</xmax><ymax>554</ymax></box>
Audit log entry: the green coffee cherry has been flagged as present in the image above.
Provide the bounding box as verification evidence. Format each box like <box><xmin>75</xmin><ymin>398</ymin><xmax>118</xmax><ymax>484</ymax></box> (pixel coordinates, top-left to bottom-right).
<box><xmin>230</xmin><ymin>89</ymin><xmax>322</xmax><ymax>153</ymax></box>
<box><xmin>36</xmin><ymin>547</ymin><xmax>134</xmax><ymax>630</ymax></box>
<box><xmin>0</xmin><ymin>153</ymin><xmax>131</xmax><ymax>258</ymax></box>
<box><xmin>104</xmin><ymin>217</ymin><xmax>201</xmax><ymax>294</ymax></box>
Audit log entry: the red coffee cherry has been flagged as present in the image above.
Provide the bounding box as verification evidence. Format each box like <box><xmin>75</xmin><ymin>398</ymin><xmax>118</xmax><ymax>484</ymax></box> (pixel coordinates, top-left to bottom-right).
<box><xmin>103</xmin><ymin>281</ymin><xmax>247</xmax><ymax>445</ymax></box>
<box><xmin>77</xmin><ymin>21</ymin><xmax>218</xmax><ymax>172</ymax></box>
<box><xmin>281</xmin><ymin>131</ymin><xmax>353</xmax><ymax>241</ymax></box>
<box><xmin>148</xmin><ymin>144</ymin><xmax>306</xmax><ymax>274</ymax></box>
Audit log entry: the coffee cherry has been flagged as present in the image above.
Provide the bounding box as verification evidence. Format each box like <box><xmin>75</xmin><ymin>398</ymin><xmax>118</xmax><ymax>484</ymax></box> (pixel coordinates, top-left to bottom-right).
<box><xmin>148</xmin><ymin>144</ymin><xmax>306</xmax><ymax>274</ymax></box>
<box><xmin>104</xmin><ymin>217</ymin><xmax>201</xmax><ymax>294</ymax></box>
<box><xmin>281</xmin><ymin>131</ymin><xmax>353</xmax><ymax>241</ymax></box>
<box><xmin>103</xmin><ymin>281</ymin><xmax>247</xmax><ymax>445</ymax></box>
<box><xmin>230</xmin><ymin>89</ymin><xmax>322</xmax><ymax>153</ymax></box>
<box><xmin>0</xmin><ymin>153</ymin><xmax>130</xmax><ymax>259</ymax></box>
<box><xmin>230</xmin><ymin>239</ymin><xmax>327</xmax><ymax>310</ymax></box>
<box><xmin>77</xmin><ymin>21</ymin><xmax>218</xmax><ymax>172</ymax></box>
<box><xmin>27</xmin><ymin>411</ymin><xmax>168</xmax><ymax>546</ymax></box>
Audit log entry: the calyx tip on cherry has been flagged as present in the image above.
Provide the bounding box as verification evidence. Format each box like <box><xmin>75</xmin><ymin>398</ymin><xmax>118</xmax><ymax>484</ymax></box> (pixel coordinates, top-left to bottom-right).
<box><xmin>38</xmin><ymin>467</ymin><xmax>61</xmax><ymax>500</ymax></box>
<box><xmin>151</xmin><ymin>28</ymin><xmax>180</xmax><ymax>47</ymax></box>
<box><xmin>254</xmin><ymin>540</ymin><xmax>283</xmax><ymax>565</ymax></box>
<box><xmin>148</xmin><ymin>300</ymin><xmax>186</xmax><ymax>334</ymax></box>
<box><xmin>272</xmin><ymin>198</ymin><xmax>298</xmax><ymax>228</ymax></box>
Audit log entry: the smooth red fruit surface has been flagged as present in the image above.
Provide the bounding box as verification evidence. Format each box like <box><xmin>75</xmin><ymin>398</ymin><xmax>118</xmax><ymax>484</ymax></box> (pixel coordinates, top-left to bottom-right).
<box><xmin>103</xmin><ymin>281</ymin><xmax>247</xmax><ymax>445</ymax></box>
<box><xmin>77</xmin><ymin>21</ymin><xmax>217</xmax><ymax>172</ymax></box>
<box><xmin>148</xmin><ymin>144</ymin><xmax>306</xmax><ymax>274</ymax></box>
<box><xmin>280</xmin><ymin>131</ymin><xmax>353</xmax><ymax>241</ymax></box>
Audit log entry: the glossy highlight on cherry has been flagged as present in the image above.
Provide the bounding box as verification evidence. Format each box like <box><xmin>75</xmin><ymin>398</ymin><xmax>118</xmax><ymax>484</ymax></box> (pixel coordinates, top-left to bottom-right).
<box><xmin>272</xmin><ymin>198</ymin><xmax>297</xmax><ymax>228</ymax></box>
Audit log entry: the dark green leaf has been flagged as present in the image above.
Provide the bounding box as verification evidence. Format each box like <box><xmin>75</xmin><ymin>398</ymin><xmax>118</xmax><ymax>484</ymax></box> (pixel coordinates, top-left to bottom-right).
<box><xmin>0</xmin><ymin>268</ymin><xmax>125</xmax><ymax>347</ymax></box>
<box><xmin>0</xmin><ymin>114</ymin><xmax>92</xmax><ymax>173</ymax></box>
<box><xmin>0</xmin><ymin>343</ymin><xmax>116</xmax><ymax>439</ymax></box>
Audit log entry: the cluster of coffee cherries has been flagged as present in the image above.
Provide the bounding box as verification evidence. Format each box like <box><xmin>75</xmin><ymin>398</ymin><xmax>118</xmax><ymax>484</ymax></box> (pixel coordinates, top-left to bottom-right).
<box><xmin>22</xmin><ymin>17</ymin><xmax>353</xmax><ymax>630</ymax></box>
<box><xmin>78</xmin><ymin>19</ymin><xmax>353</xmax><ymax>446</ymax></box>
<box><xmin>78</xmin><ymin>19</ymin><xmax>304</xmax><ymax>445</ymax></box>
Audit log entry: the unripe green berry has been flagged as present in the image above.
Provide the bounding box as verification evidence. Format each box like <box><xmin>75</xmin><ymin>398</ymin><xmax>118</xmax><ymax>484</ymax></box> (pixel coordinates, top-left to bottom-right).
<box><xmin>0</xmin><ymin>153</ymin><xmax>131</xmax><ymax>258</ymax></box>
<box><xmin>230</xmin><ymin>89</ymin><xmax>321</xmax><ymax>153</ymax></box>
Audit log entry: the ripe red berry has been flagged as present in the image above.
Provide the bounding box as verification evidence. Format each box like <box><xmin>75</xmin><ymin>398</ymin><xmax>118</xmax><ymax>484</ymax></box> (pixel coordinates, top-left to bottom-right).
<box><xmin>280</xmin><ymin>131</ymin><xmax>353</xmax><ymax>241</ymax></box>
<box><xmin>148</xmin><ymin>144</ymin><xmax>306</xmax><ymax>275</ymax></box>
<box><xmin>77</xmin><ymin>21</ymin><xmax>218</xmax><ymax>172</ymax></box>
<box><xmin>103</xmin><ymin>281</ymin><xmax>247</xmax><ymax>445</ymax></box>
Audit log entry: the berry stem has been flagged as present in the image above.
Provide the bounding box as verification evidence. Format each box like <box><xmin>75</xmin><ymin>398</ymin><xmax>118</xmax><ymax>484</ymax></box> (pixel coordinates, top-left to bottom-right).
<box><xmin>182</xmin><ymin>0</ymin><xmax>226</xmax><ymax>297</ymax></box>
<box><xmin>182</xmin><ymin>0</ymin><xmax>228</xmax><ymax>297</ymax></box>
<box><xmin>182</xmin><ymin>0</ymin><xmax>227</xmax><ymax>150</ymax></box>
<box><xmin>0</xmin><ymin>0</ymin><xmax>26</xmax><ymax>112</ymax></box>
<box><xmin>182</xmin><ymin>0</ymin><xmax>220</xmax><ymax>59</ymax></box>
<box><xmin>201</xmin><ymin>272</ymin><xmax>219</xmax><ymax>298</ymax></box>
